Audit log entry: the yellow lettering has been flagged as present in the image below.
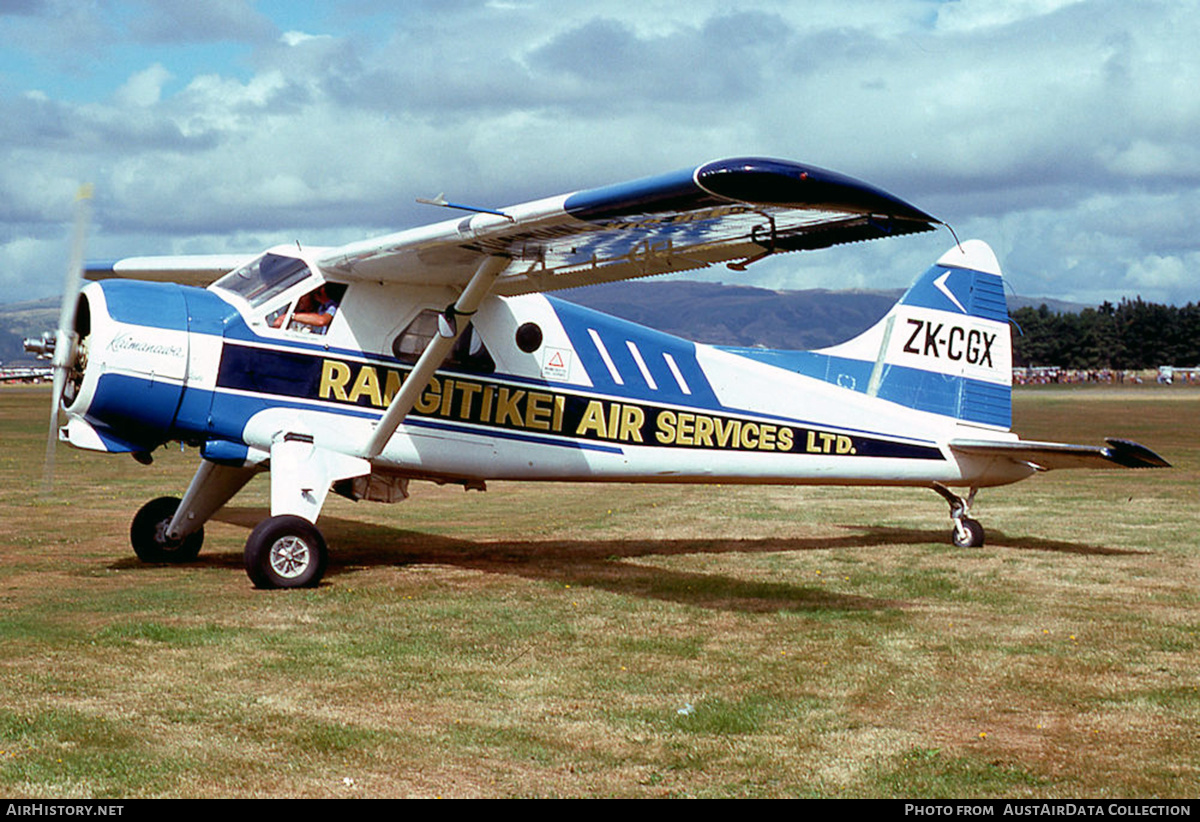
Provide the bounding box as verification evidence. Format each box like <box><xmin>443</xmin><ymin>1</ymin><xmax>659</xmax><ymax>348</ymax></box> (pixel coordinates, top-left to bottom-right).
<box><xmin>820</xmin><ymin>432</ymin><xmax>836</xmax><ymax>453</ymax></box>
<box><xmin>383</xmin><ymin>369</ymin><xmax>403</xmax><ymax>405</ymax></box>
<box><xmin>552</xmin><ymin>395</ymin><xmax>565</xmax><ymax>432</ymax></box>
<box><xmin>607</xmin><ymin>403</ymin><xmax>621</xmax><ymax>440</ymax></box>
<box><xmin>777</xmin><ymin>426</ymin><xmax>794</xmax><ymax>452</ymax></box>
<box><xmin>655</xmin><ymin>410</ymin><xmax>677</xmax><ymax>444</ymax></box>
<box><xmin>526</xmin><ymin>391</ymin><xmax>553</xmax><ymax>431</ymax></box>
<box><xmin>318</xmin><ymin>360</ymin><xmax>351</xmax><ymax>402</ymax></box>
<box><xmin>415</xmin><ymin>377</ymin><xmax>441</xmax><ymax>414</ymax></box>
<box><xmin>619</xmin><ymin>405</ymin><xmax>644</xmax><ymax>443</ymax></box>
<box><xmin>347</xmin><ymin>365</ymin><xmax>383</xmax><ymax>407</ymax></box>
<box><xmin>741</xmin><ymin>421</ymin><xmax>759</xmax><ymax>450</ymax></box>
<box><xmin>577</xmin><ymin>400</ymin><xmax>607</xmax><ymax>438</ymax></box>
<box><xmin>496</xmin><ymin>388</ymin><xmax>525</xmax><ymax>426</ymax></box>
<box><xmin>714</xmin><ymin>417</ymin><xmax>737</xmax><ymax>448</ymax></box>
<box><xmin>806</xmin><ymin>431</ymin><xmax>820</xmax><ymax>453</ymax></box>
<box><xmin>693</xmin><ymin>414</ymin><xmax>714</xmax><ymax>447</ymax></box>
<box><xmin>836</xmin><ymin>435</ymin><xmax>855</xmax><ymax>455</ymax></box>
<box><xmin>676</xmin><ymin>412</ymin><xmax>695</xmax><ymax>446</ymax></box>
<box><xmin>759</xmin><ymin>424</ymin><xmax>777</xmax><ymax>451</ymax></box>
<box><xmin>440</xmin><ymin>379</ymin><xmax>456</xmax><ymax>416</ymax></box>
<box><xmin>456</xmin><ymin>381</ymin><xmax>480</xmax><ymax>420</ymax></box>
<box><xmin>481</xmin><ymin>385</ymin><xmax>494</xmax><ymax>423</ymax></box>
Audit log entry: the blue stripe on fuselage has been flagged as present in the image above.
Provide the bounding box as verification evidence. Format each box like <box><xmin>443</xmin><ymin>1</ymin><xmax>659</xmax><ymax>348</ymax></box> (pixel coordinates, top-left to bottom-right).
<box><xmin>720</xmin><ymin>346</ymin><xmax>1010</xmax><ymax>428</ymax></box>
<box><xmin>548</xmin><ymin>296</ymin><xmax>719</xmax><ymax>409</ymax></box>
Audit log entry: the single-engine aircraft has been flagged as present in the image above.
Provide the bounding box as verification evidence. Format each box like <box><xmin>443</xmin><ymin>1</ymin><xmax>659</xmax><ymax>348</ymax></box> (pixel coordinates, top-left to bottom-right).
<box><xmin>34</xmin><ymin>158</ymin><xmax>1168</xmax><ymax>588</ymax></box>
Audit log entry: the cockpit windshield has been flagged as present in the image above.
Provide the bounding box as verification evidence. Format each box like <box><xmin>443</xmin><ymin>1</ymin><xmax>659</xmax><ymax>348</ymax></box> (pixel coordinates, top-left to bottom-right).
<box><xmin>214</xmin><ymin>253</ymin><xmax>313</xmax><ymax>308</ymax></box>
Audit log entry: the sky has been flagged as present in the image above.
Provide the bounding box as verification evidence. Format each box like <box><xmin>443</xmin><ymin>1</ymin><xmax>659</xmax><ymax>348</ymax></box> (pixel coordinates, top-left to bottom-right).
<box><xmin>2</xmin><ymin>0</ymin><xmax>1198</xmax><ymax>307</ymax></box>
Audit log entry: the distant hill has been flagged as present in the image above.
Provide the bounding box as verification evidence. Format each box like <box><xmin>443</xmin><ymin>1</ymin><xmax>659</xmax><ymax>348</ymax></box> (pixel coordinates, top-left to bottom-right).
<box><xmin>564</xmin><ymin>281</ymin><xmax>902</xmax><ymax>350</ymax></box>
<box><xmin>0</xmin><ymin>297</ymin><xmax>57</xmax><ymax>365</ymax></box>
<box><xmin>0</xmin><ymin>284</ymin><xmax>1089</xmax><ymax>364</ymax></box>
<box><xmin>563</xmin><ymin>280</ymin><xmax>1089</xmax><ymax>350</ymax></box>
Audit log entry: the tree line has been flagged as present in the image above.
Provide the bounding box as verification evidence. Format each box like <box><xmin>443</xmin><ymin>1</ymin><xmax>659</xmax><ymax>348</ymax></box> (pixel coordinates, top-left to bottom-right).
<box><xmin>1010</xmin><ymin>298</ymin><xmax>1200</xmax><ymax>369</ymax></box>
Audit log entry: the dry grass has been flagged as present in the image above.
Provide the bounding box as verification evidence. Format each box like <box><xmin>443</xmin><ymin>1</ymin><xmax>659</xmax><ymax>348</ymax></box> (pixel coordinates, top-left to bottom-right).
<box><xmin>0</xmin><ymin>383</ymin><xmax>1197</xmax><ymax>798</ymax></box>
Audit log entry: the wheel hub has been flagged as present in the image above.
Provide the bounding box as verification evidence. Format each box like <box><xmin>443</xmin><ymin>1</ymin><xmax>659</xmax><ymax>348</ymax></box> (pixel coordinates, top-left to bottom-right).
<box><xmin>153</xmin><ymin>518</ymin><xmax>180</xmax><ymax>549</ymax></box>
<box><xmin>268</xmin><ymin>536</ymin><xmax>311</xmax><ymax>579</ymax></box>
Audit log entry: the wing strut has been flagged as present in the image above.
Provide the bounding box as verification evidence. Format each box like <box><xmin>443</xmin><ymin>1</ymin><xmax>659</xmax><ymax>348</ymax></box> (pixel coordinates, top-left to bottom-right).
<box><xmin>361</xmin><ymin>254</ymin><xmax>510</xmax><ymax>460</ymax></box>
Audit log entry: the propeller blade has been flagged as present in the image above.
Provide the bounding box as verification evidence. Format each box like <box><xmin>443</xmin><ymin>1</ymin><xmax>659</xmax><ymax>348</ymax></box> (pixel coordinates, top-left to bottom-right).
<box><xmin>43</xmin><ymin>184</ymin><xmax>93</xmax><ymax>493</ymax></box>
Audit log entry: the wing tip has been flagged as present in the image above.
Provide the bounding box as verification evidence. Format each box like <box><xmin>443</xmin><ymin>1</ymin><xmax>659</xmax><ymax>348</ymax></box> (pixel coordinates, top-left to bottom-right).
<box><xmin>696</xmin><ymin>157</ymin><xmax>939</xmax><ymax>224</ymax></box>
<box><xmin>1103</xmin><ymin>438</ymin><xmax>1172</xmax><ymax>469</ymax></box>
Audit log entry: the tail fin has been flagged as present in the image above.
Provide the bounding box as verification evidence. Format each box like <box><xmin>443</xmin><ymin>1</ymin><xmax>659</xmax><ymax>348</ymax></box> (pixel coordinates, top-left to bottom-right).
<box><xmin>816</xmin><ymin>240</ymin><xmax>1012</xmax><ymax>428</ymax></box>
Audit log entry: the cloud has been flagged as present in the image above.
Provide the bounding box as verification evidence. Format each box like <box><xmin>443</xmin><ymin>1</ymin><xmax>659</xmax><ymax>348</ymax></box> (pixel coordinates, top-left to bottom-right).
<box><xmin>123</xmin><ymin>0</ymin><xmax>277</xmax><ymax>44</ymax></box>
<box><xmin>114</xmin><ymin>63</ymin><xmax>173</xmax><ymax>108</ymax></box>
<box><xmin>1124</xmin><ymin>253</ymin><xmax>1200</xmax><ymax>294</ymax></box>
<box><xmin>1</xmin><ymin>1</ymin><xmax>1199</xmax><ymax>306</ymax></box>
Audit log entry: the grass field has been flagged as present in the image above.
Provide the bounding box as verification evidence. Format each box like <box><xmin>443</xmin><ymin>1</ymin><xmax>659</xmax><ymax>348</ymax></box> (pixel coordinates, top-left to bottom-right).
<box><xmin>0</xmin><ymin>384</ymin><xmax>1197</xmax><ymax>798</ymax></box>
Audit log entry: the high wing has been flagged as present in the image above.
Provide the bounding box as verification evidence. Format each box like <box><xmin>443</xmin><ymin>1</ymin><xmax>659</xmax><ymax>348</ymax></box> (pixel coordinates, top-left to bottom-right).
<box><xmin>86</xmin><ymin>254</ymin><xmax>257</xmax><ymax>287</ymax></box>
<box><xmin>86</xmin><ymin>158</ymin><xmax>939</xmax><ymax>292</ymax></box>
<box><xmin>949</xmin><ymin>438</ymin><xmax>1171</xmax><ymax>471</ymax></box>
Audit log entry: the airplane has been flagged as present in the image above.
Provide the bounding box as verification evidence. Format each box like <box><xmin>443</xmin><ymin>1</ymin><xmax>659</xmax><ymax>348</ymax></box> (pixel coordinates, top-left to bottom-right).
<box><xmin>33</xmin><ymin>157</ymin><xmax>1168</xmax><ymax>589</ymax></box>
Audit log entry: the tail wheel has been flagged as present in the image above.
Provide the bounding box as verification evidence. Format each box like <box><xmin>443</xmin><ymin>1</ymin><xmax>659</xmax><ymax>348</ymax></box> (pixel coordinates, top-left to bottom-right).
<box><xmin>244</xmin><ymin>515</ymin><xmax>327</xmax><ymax>589</ymax></box>
<box><xmin>130</xmin><ymin>496</ymin><xmax>204</xmax><ymax>563</ymax></box>
<box><xmin>952</xmin><ymin>517</ymin><xmax>985</xmax><ymax>548</ymax></box>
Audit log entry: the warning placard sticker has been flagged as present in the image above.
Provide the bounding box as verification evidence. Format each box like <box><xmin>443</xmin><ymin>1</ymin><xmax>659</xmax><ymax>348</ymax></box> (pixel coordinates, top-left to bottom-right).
<box><xmin>542</xmin><ymin>347</ymin><xmax>571</xmax><ymax>380</ymax></box>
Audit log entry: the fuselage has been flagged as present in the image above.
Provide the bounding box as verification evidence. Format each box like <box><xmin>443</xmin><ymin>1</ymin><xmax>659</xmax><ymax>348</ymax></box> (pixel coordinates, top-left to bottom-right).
<box><xmin>61</xmin><ymin>271</ymin><xmax>1034</xmax><ymax>492</ymax></box>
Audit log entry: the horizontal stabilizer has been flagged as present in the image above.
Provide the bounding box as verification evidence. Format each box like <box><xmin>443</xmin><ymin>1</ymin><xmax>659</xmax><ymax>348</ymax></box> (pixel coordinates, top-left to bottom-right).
<box><xmin>950</xmin><ymin>437</ymin><xmax>1170</xmax><ymax>471</ymax></box>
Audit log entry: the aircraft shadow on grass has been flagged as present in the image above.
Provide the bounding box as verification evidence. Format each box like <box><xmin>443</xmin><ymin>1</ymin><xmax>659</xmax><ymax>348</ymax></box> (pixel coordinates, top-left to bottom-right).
<box><xmin>109</xmin><ymin>506</ymin><xmax>1145</xmax><ymax>615</ymax></box>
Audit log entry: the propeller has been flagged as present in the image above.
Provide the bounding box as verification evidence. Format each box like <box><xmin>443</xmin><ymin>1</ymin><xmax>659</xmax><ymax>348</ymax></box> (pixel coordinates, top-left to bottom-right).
<box><xmin>42</xmin><ymin>184</ymin><xmax>93</xmax><ymax>493</ymax></box>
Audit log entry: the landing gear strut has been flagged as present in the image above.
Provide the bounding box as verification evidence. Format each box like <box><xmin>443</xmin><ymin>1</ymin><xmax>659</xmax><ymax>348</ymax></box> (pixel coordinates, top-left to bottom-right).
<box><xmin>932</xmin><ymin>483</ymin><xmax>985</xmax><ymax>548</ymax></box>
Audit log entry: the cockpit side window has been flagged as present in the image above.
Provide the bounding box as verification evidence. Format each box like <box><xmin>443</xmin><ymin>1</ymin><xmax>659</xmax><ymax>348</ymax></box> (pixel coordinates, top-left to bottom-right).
<box><xmin>279</xmin><ymin>282</ymin><xmax>346</xmax><ymax>335</ymax></box>
<box><xmin>215</xmin><ymin>253</ymin><xmax>312</xmax><ymax>308</ymax></box>
<box><xmin>265</xmin><ymin>304</ymin><xmax>291</xmax><ymax>329</ymax></box>
<box><xmin>391</xmin><ymin>309</ymin><xmax>495</xmax><ymax>374</ymax></box>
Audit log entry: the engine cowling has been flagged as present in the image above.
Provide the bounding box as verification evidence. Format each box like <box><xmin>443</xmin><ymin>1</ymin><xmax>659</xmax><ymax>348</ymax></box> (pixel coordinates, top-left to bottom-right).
<box><xmin>63</xmin><ymin>280</ymin><xmax>192</xmax><ymax>453</ymax></box>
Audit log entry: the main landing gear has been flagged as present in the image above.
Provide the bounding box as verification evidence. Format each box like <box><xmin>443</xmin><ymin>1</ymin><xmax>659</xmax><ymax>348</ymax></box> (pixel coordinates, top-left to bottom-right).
<box><xmin>126</xmin><ymin>434</ymin><xmax>367</xmax><ymax>588</ymax></box>
<box><xmin>932</xmin><ymin>482</ymin><xmax>985</xmax><ymax>548</ymax></box>
<box><xmin>129</xmin><ymin>500</ymin><xmax>330</xmax><ymax>589</ymax></box>
<box><xmin>243</xmin><ymin>515</ymin><xmax>328</xmax><ymax>589</ymax></box>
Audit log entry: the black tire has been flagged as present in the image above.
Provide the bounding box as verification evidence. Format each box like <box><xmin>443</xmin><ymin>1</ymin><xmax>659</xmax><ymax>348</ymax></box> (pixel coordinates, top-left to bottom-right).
<box><xmin>951</xmin><ymin>517</ymin><xmax>985</xmax><ymax>548</ymax></box>
<box><xmin>244</xmin><ymin>515</ymin><xmax>327</xmax><ymax>589</ymax></box>
<box><xmin>130</xmin><ymin>496</ymin><xmax>204</xmax><ymax>563</ymax></box>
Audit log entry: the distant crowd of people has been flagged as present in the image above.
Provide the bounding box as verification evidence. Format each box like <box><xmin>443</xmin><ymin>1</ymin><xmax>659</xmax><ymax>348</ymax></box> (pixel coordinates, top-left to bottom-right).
<box><xmin>1012</xmin><ymin>368</ymin><xmax>1200</xmax><ymax>385</ymax></box>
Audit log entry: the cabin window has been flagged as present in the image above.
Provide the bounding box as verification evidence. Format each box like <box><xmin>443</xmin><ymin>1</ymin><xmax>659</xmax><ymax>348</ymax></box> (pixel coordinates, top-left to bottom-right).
<box><xmin>215</xmin><ymin>253</ymin><xmax>313</xmax><ymax>308</ymax></box>
<box><xmin>391</xmin><ymin>309</ymin><xmax>495</xmax><ymax>374</ymax></box>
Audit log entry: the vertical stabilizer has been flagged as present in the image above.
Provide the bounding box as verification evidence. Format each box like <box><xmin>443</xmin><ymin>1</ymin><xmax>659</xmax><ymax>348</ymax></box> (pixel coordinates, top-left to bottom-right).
<box><xmin>817</xmin><ymin>240</ymin><xmax>1012</xmax><ymax>428</ymax></box>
